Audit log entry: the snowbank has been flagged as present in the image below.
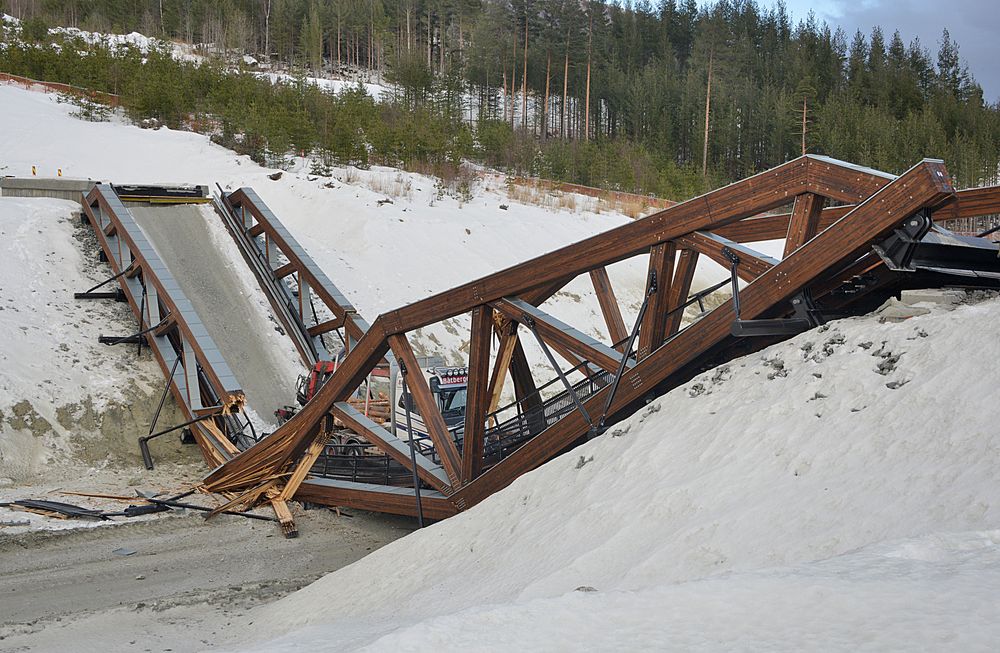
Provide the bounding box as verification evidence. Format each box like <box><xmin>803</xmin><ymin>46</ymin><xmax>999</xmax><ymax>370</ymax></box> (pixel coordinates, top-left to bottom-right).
<box><xmin>243</xmin><ymin>294</ymin><xmax>1000</xmax><ymax>650</ymax></box>
<box><xmin>0</xmin><ymin>197</ymin><xmax>192</xmax><ymax>480</ymax></box>
<box><xmin>351</xmin><ymin>529</ymin><xmax>1000</xmax><ymax>651</ymax></box>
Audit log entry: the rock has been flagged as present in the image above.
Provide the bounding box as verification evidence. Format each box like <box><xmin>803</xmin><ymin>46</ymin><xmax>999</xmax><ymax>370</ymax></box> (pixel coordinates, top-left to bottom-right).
<box><xmin>0</xmin><ymin>477</ymin><xmax>15</xmax><ymax>488</ymax></box>
<box><xmin>900</xmin><ymin>288</ymin><xmax>965</xmax><ymax>307</ymax></box>
<box><xmin>268</xmin><ymin>171</ymin><xmax>283</xmax><ymax>181</ymax></box>
<box><xmin>876</xmin><ymin>297</ymin><xmax>931</xmax><ymax>322</ymax></box>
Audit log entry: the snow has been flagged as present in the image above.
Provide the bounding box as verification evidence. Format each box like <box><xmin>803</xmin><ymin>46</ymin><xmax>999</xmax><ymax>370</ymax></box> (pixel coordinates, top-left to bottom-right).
<box><xmin>0</xmin><ymin>83</ymin><xmax>717</xmax><ymax>383</ymax></box>
<box><xmin>0</xmin><ymin>42</ymin><xmax>998</xmax><ymax>652</ymax></box>
<box><xmin>238</xmin><ymin>294</ymin><xmax>1000</xmax><ymax>650</ymax></box>
<box><xmin>341</xmin><ymin>530</ymin><xmax>1000</xmax><ymax>652</ymax></box>
<box><xmin>0</xmin><ymin>197</ymin><xmax>146</xmax><ymax>413</ymax></box>
<box><xmin>258</xmin><ymin>72</ymin><xmax>390</xmax><ymax>101</ymax></box>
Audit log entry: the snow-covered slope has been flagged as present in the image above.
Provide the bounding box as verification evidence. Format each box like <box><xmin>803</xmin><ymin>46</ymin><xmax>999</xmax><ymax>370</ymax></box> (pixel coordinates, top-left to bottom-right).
<box><xmin>240</xmin><ymin>293</ymin><xmax>1000</xmax><ymax>650</ymax></box>
<box><xmin>0</xmin><ymin>84</ymin><xmax>652</xmax><ymax>364</ymax></box>
<box><xmin>0</xmin><ymin>197</ymin><xmax>192</xmax><ymax>480</ymax></box>
<box><xmin>1</xmin><ymin>82</ymin><xmax>763</xmax><ymax>390</ymax></box>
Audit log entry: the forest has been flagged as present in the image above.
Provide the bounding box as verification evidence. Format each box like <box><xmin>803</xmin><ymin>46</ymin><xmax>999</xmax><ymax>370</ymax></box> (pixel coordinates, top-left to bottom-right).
<box><xmin>2</xmin><ymin>0</ymin><xmax>998</xmax><ymax>198</ymax></box>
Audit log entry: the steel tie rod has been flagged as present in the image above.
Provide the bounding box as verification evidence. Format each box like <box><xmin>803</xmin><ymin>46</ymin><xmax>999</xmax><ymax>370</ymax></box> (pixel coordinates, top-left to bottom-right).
<box><xmin>522</xmin><ymin>314</ymin><xmax>595</xmax><ymax>433</ymax></box>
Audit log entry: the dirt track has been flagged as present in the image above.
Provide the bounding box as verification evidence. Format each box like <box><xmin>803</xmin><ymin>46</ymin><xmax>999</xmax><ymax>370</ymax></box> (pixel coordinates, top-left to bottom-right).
<box><xmin>0</xmin><ymin>507</ymin><xmax>412</xmax><ymax>652</ymax></box>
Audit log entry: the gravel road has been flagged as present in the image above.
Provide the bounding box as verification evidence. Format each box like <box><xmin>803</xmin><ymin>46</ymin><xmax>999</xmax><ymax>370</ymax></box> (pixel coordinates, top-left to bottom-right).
<box><xmin>0</xmin><ymin>507</ymin><xmax>413</xmax><ymax>651</ymax></box>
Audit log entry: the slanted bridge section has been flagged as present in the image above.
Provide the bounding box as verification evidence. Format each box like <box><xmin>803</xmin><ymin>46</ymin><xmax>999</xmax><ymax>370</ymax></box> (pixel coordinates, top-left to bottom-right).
<box><xmin>202</xmin><ymin>155</ymin><xmax>1000</xmax><ymax>520</ymax></box>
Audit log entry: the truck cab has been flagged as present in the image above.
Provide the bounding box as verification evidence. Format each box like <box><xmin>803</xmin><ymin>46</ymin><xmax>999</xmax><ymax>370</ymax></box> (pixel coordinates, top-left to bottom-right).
<box><xmin>389</xmin><ymin>356</ymin><xmax>468</xmax><ymax>451</ymax></box>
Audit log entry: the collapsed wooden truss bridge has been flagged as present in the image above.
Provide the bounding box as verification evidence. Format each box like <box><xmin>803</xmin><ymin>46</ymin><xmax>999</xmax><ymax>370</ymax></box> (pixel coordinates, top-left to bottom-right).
<box><xmin>80</xmin><ymin>155</ymin><xmax>1000</xmax><ymax>534</ymax></box>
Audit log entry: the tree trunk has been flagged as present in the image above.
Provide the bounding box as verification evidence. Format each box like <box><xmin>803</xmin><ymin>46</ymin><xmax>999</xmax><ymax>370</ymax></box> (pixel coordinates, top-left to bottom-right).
<box><xmin>543</xmin><ymin>52</ymin><xmax>551</xmax><ymax>138</ymax></box>
<box><xmin>585</xmin><ymin>13</ymin><xmax>592</xmax><ymax>141</ymax></box>
<box><xmin>427</xmin><ymin>9</ymin><xmax>432</xmax><ymax>68</ymax></box>
<box><xmin>702</xmin><ymin>49</ymin><xmax>713</xmax><ymax>177</ymax></box>
<box><xmin>521</xmin><ymin>12</ymin><xmax>529</xmax><ymax>130</ymax></box>
<box><xmin>801</xmin><ymin>95</ymin><xmax>807</xmax><ymax>155</ymax></box>
<box><xmin>503</xmin><ymin>67</ymin><xmax>509</xmax><ymax>124</ymax></box>
<box><xmin>337</xmin><ymin>19</ymin><xmax>342</xmax><ymax>65</ymax></box>
<box><xmin>511</xmin><ymin>30</ymin><xmax>518</xmax><ymax>127</ymax></box>
<box><xmin>406</xmin><ymin>6</ymin><xmax>411</xmax><ymax>52</ymax></box>
<box><xmin>562</xmin><ymin>39</ymin><xmax>568</xmax><ymax>138</ymax></box>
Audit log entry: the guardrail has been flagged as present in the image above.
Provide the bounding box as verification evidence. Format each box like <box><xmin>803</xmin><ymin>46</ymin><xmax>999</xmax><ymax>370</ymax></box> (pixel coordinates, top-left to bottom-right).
<box><xmin>218</xmin><ymin>188</ymin><xmax>372</xmax><ymax>364</ymax></box>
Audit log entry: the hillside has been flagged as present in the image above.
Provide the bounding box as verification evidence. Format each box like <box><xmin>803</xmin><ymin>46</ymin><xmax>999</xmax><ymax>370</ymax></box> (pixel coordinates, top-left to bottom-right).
<box><xmin>242</xmin><ymin>291</ymin><xmax>1000</xmax><ymax>651</ymax></box>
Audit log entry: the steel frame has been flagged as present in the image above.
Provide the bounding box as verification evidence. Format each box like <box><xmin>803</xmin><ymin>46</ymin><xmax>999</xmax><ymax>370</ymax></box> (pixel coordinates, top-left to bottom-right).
<box><xmin>81</xmin><ymin>185</ymin><xmax>244</xmax><ymax>467</ymax></box>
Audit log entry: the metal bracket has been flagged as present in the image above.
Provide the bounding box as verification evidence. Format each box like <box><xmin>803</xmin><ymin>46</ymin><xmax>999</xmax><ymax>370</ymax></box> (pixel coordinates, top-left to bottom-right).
<box><xmin>522</xmin><ymin>313</ymin><xmax>595</xmax><ymax>434</ymax></box>
<box><xmin>872</xmin><ymin>209</ymin><xmax>933</xmax><ymax>271</ymax></box>
<box><xmin>724</xmin><ymin>246</ymin><xmax>822</xmax><ymax>337</ymax></box>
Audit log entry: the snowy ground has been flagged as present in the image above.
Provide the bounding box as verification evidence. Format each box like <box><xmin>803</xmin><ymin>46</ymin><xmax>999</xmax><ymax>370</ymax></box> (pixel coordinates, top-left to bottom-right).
<box><xmin>0</xmin><ymin>82</ymin><xmax>755</xmax><ymax>383</ymax></box>
<box><xmin>0</xmin><ymin>196</ymin><xmax>200</xmax><ymax>484</ymax></box>
<box><xmin>236</xmin><ymin>292</ymin><xmax>1000</xmax><ymax>651</ymax></box>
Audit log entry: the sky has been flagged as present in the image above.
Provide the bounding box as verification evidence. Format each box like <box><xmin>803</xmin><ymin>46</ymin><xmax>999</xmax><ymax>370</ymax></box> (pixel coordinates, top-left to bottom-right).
<box><xmin>704</xmin><ymin>0</ymin><xmax>1000</xmax><ymax>103</ymax></box>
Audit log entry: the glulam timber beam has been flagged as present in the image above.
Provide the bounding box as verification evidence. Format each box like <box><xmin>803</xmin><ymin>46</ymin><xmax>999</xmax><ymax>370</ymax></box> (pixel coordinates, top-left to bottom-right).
<box><xmin>638</xmin><ymin>241</ymin><xmax>675</xmax><ymax>359</ymax></box>
<box><xmin>462</xmin><ymin>306</ymin><xmax>492</xmax><ymax>483</ymax></box>
<box><xmin>676</xmin><ymin>231</ymin><xmax>777</xmax><ymax>281</ymax></box>
<box><xmin>332</xmin><ymin>402</ymin><xmax>451</xmax><ymax>493</ymax></box>
<box><xmin>784</xmin><ymin>193</ymin><xmax>827</xmax><ymax>257</ymax></box>
<box><xmin>448</xmin><ymin>158</ymin><xmax>953</xmax><ymax>509</ymax></box>
<box><xmin>589</xmin><ymin>267</ymin><xmax>628</xmax><ymax>348</ymax></box>
<box><xmin>493</xmin><ymin>298</ymin><xmax>633</xmax><ymax>374</ymax></box>
<box><xmin>388</xmin><ymin>334</ymin><xmax>463</xmax><ymax>486</ymax></box>
<box><xmin>664</xmin><ymin>249</ymin><xmax>699</xmax><ymax>337</ymax></box>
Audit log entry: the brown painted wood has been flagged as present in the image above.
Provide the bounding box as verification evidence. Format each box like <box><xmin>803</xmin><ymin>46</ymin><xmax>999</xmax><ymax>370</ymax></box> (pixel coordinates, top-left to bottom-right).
<box><xmin>589</xmin><ymin>268</ymin><xmax>628</xmax><ymax>348</ymax></box>
<box><xmin>204</xmin><ymin>156</ymin><xmax>949</xmax><ymax>514</ymax></box>
<box><xmin>486</xmin><ymin>317</ymin><xmax>518</xmax><ymax>419</ymax></box>
<box><xmin>448</xmin><ymin>159</ymin><xmax>953</xmax><ymax>509</ymax></box>
<box><xmin>638</xmin><ymin>242</ymin><xmax>675</xmax><ymax>359</ymax></box>
<box><xmin>677</xmin><ymin>231</ymin><xmax>775</xmax><ymax>281</ymax></box>
<box><xmin>294</xmin><ymin>479</ymin><xmax>458</xmax><ymax>519</ymax></box>
<box><xmin>307</xmin><ymin>318</ymin><xmax>344</xmax><ymax>337</ymax></box>
<box><xmin>228</xmin><ymin>189</ymin><xmax>368</xmax><ymax>345</ymax></box>
<box><xmin>389</xmin><ymin>334</ymin><xmax>463</xmax><ymax>486</ymax></box>
<box><xmin>204</xmin><ymin>317</ymin><xmax>391</xmax><ymax>490</ymax></box>
<box><xmin>380</xmin><ymin>157</ymin><xmax>814</xmax><ymax>335</ymax></box>
<box><xmin>720</xmin><ymin>185</ymin><xmax>1000</xmax><ymax>243</ymax></box>
<box><xmin>509</xmin><ymin>338</ymin><xmax>543</xmax><ymax>419</ymax></box>
<box><xmin>664</xmin><ymin>249</ymin><xmax>699</xmax><ymax>337</ymax></box>
<box><xmin>493</xmin><ymin>298</ymin><xmax>630</xmax><ymax>374</ymax></box>
<box><xmin>931</xmin><ymin>185</ymin><xmax>1000</xmax><ymax>222</ymax></box>
<box><xmin>273</xmin><ymin>261</ymin><xmax>296</xmax><ymax>278</ymax></box>
<box><xmin>784</xmin><ymin>193</ymin><xmax>826</xmax><ymax>257</ymax></box>
<box><xmin>278</xmin><ymin>431</ymin><xmax>331</xmax><ymax>501</ymax></box>
<box><xmin>462</xmin><ymin>305</ymin><xmax>492</xmax><ymax>483</ymax></box>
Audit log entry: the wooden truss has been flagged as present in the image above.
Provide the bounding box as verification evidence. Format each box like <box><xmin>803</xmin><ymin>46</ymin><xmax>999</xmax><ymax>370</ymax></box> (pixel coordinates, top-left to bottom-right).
<box><xmin>202</xmin><ymin>155</ymin><xmax>1000</xmax><ymax>524</ymax></box>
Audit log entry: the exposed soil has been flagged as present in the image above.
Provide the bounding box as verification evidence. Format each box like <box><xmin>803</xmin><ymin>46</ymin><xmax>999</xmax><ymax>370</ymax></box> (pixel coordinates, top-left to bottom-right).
<box><xmin>0</xmin><ymin>497</ymin><xmax>413</xmax><ymax>652</ymax></box>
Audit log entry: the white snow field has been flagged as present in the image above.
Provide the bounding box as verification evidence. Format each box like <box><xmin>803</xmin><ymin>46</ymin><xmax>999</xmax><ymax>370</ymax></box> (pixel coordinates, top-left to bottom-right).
<box><xmin>3</xmin><ymin>80</ymin><xmax>998</xmax><ymax>651</ymax></box>
<box><xmin>239</xmin><ymin>293</ymin><xmax>1000</xmax><ymax>651</ymax></box>
<box><xmin>0</xmin><ymin>196</ymin><xmax>169</xmax><ymax>479</ymax></box>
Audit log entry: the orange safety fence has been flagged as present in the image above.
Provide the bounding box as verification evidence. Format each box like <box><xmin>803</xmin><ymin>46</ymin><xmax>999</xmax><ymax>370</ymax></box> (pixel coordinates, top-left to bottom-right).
<box><xmin>0</xmin><ymin>71</ymin><xmax>120</xmax><ymax>107</ymax></box>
